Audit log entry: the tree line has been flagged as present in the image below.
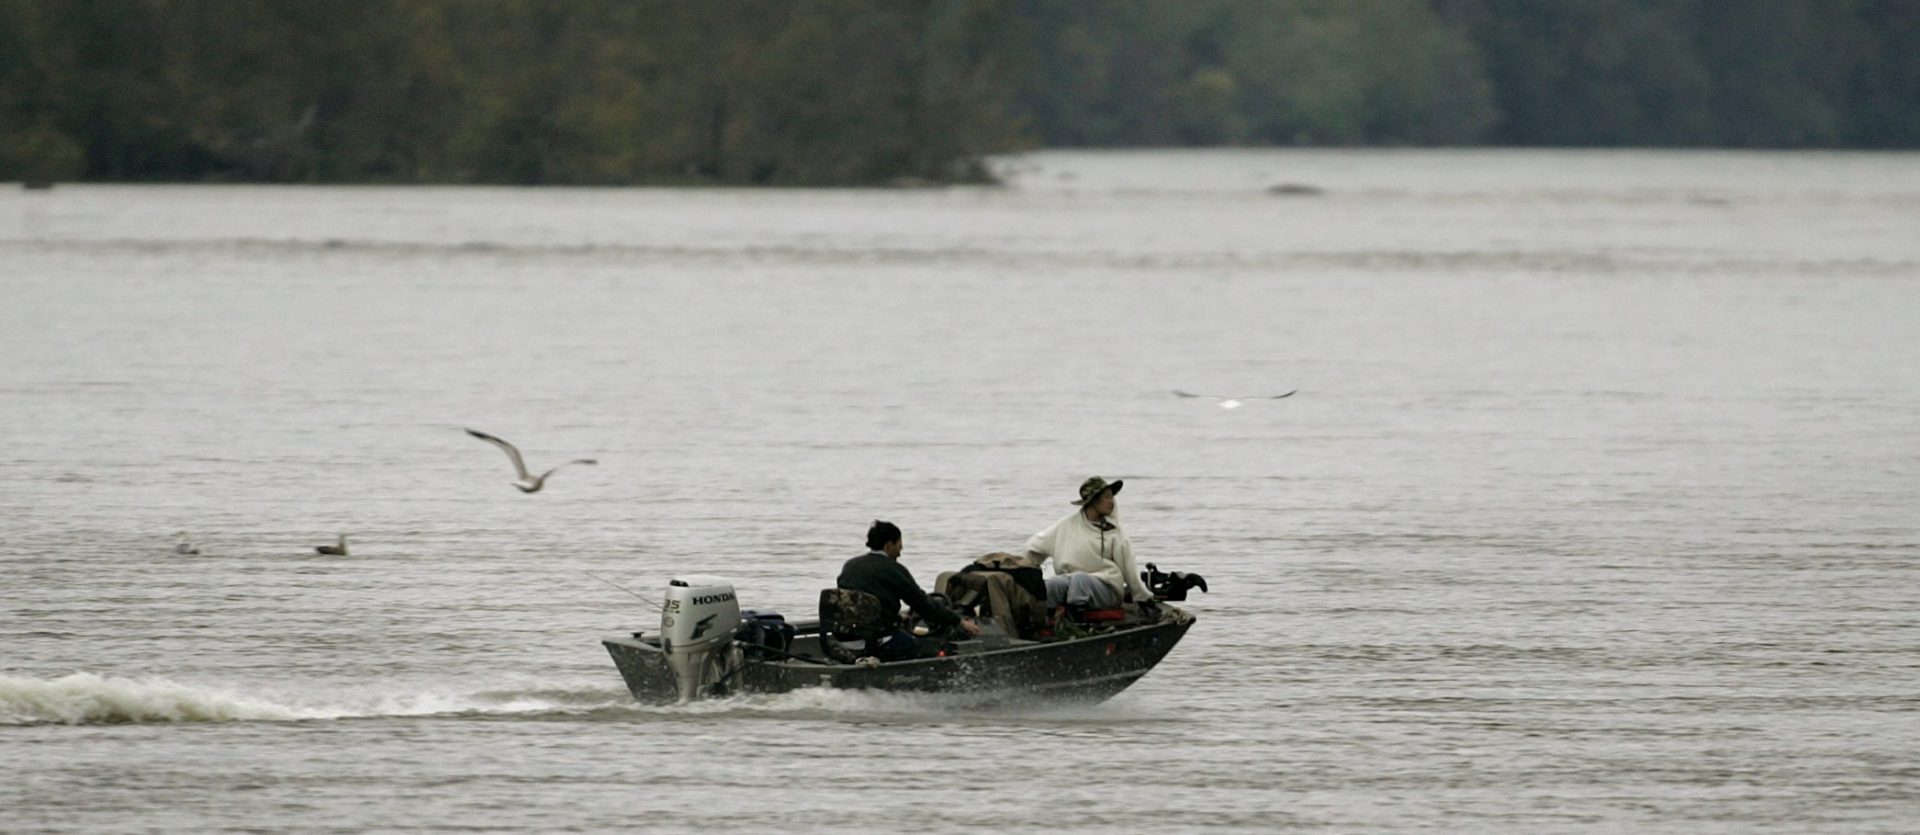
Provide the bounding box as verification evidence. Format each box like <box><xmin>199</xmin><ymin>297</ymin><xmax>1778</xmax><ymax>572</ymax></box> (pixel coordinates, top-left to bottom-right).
<box><xmin>2</xmin><ymin>0</ymin><xmax>1915</xmax><ymax>185</ymax></box>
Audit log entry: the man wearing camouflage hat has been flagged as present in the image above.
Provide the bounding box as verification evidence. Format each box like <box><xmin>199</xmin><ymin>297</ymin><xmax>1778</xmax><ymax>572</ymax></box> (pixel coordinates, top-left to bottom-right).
<box><xmin>1023</xmin><ymin>476</ymin><xmax>1156</xmax><ymax>614</ymax></box>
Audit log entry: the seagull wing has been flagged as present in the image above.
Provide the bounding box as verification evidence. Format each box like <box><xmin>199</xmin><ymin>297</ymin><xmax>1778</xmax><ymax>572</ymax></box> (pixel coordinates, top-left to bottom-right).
<box><xmin>536</xmin><ymin>459</ymin><xmax>598</xmax><ymax>482</ymax></box>
<box><xmin>465</xmin><ymin>428</ymin><xmax>531</xmax><ymax>480</ymax></box>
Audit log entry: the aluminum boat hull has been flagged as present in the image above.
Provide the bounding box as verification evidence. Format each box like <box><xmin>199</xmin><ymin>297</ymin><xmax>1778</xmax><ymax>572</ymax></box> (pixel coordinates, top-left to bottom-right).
<box><xmin>603</xmin><ymin>607</ymin><xmax>1193</xmax><ymax>705</ymax></box>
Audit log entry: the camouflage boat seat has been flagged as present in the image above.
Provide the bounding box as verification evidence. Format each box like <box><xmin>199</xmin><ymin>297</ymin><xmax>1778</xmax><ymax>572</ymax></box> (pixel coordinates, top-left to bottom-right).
<box><xmin>818</xmin><ymin>587</ymin><xmax>889</xmax><ymax>664</ymax></box>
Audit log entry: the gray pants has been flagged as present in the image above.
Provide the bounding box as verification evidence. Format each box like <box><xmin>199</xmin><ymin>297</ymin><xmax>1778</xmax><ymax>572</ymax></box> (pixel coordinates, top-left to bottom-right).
<box><xmin>1045</xmin><ymin>573</ymin><xmax>1120</xmax><ymax>609</ymax></box>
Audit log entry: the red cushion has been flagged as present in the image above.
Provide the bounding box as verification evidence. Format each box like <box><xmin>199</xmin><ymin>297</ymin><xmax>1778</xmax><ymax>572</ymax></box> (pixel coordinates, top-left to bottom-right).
<box><xmin>1077</xmin><ymin>608</ymin><xmax>1126</xmax><ymax>622</ymax></box>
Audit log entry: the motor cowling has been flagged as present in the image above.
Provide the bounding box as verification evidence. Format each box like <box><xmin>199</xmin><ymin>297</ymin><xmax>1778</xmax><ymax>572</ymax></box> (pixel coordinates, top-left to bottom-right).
<box><xmin>661</xmin><ymin>575</ymin><xmax>741</xmax><ymax>702</ymax></box>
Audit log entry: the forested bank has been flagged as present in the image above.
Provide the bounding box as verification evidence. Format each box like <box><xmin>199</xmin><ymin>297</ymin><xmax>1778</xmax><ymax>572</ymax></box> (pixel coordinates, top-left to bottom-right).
<box><xmin>3</xmin><ymin>0</ymin><xmax>1916</xmax><ymax>186</ymax></box>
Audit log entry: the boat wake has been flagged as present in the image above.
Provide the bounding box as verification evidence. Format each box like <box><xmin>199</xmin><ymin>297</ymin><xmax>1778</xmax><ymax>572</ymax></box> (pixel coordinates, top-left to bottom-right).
<box><xmin>2</xmin><ymin>672</ymin><xmax>1152</xmax><ymax>726</ymax></box>
<box><xmin>0</xmin><ymin>672</ymin><xmax>634</xmax><ymax>726</ymax></box>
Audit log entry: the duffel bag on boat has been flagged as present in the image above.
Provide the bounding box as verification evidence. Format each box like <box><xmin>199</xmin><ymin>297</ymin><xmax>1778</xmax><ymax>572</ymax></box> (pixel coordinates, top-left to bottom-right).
<box><xmin>736</xmin><ymin>610</ymin><xmax>797</xmax><ymax>660</ymax></box>
<box><xmin>961</xmin><ymin>552</ymin><xmax>1048</xmax><ymax>601</ymax></box>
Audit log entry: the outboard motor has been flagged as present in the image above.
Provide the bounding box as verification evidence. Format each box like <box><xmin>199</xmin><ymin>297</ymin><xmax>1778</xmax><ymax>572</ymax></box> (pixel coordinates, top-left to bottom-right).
<box><xmin>660</xmin><ymin>575</ymin><xmax>741</xmax><ymax>703</ymax></box>
<box><xmin>1141</xmin><ymin>563</ymin><xmax>1209</xmax><ymax>601</ymax></box>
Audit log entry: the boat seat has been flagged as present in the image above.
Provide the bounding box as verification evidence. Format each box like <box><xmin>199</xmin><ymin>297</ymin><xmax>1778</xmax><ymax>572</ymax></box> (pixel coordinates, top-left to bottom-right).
<box><xmin>818</xmin><ymin>588</ymin><xmax>888</xmax><ymax>664</ymax></box>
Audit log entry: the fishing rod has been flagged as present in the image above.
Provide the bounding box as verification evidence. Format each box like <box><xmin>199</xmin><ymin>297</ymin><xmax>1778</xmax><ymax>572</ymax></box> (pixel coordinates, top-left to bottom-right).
<box><xmin>585</xmin><ymin>571</ymin><xmax>666</xmax><ymax>613</ymax></box>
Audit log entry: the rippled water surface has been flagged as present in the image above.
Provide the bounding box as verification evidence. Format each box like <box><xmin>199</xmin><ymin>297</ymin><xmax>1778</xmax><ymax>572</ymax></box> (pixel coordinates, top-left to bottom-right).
<box><xmin>4</xmin><ymin>150</ymin><xmax>1919</xmax><ymax>832</ymax></box>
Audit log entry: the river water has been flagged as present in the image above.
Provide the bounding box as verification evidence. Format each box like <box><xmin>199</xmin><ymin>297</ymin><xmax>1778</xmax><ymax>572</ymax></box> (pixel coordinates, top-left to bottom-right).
<box><xmin>3</xmin><ymin>149</ymin><xmax>1917</xmax><ymax>832</ymax></box>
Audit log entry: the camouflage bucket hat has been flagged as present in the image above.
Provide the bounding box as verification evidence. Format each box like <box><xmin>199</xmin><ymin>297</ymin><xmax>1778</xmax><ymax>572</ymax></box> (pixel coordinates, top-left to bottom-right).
<box><xmin>1071</xmin><ymin>476</ymin><xmax>1124</xmax><ymax>505</ymax></box>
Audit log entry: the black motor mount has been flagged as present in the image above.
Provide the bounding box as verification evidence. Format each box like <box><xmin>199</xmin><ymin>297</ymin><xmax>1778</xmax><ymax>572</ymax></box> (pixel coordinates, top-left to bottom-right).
<box><xmin>1140</xmin><ymin>563</ymin><xmax>1209</xmax><ymax>601</ymax></box>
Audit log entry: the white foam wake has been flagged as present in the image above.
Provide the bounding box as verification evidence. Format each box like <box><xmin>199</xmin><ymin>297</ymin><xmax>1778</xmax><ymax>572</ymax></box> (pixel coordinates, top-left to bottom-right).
<box><xmin>0</xmin><ymin>673</ymin><xmax>631</xmax><ymax>726</ymax></box>
<box><xmin>1</xmin><ymin>672</ymin><xmax>1144</xmax><ymax>725</ymax></box>
<box><xmin>0</xmin><ymin>672</ymin><xmax>309</xmax><ymax>725</ymax></box>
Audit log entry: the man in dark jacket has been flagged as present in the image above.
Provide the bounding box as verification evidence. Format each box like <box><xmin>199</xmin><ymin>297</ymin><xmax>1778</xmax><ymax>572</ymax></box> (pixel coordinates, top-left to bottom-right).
<box><xmin>837</xmin><ymin>520</ymin><xmax>979</xmax><ymax>661</ymax></box>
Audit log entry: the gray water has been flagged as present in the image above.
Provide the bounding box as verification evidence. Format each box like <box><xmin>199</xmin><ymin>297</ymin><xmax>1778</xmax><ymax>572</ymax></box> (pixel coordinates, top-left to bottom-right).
<box><xmin>3</xmin><ymin>149</ymin><xmax>1918</xmax><ymax>833</ymax></box>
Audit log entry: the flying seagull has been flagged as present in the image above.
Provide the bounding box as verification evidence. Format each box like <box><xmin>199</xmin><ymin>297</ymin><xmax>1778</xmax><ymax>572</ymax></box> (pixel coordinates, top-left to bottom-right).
<box><xmin>464</xmin><ymin>427</ymin><xmax>598</xmax><ymax>493</ymax></box>
<box><xmin>315</xmin><ymin>534</ymin><xmax>349</xmax><ymax>556</ymax></box>
<box><xmin>174</xmin><ymin>531</ymin><xmax>200</xmax><ymax>555</ymax></box>
<box><xmin>1173</xmin><ymin>389</ymin><xmax>1298</xmax><ymax>409</ymax></box>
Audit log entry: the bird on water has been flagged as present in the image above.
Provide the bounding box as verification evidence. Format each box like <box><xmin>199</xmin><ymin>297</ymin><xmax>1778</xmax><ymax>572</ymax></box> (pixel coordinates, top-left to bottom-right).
<box><xmin>316</xmin><ymin>534</ymin><xmax>349</xmax><ymax>556</ymax></box>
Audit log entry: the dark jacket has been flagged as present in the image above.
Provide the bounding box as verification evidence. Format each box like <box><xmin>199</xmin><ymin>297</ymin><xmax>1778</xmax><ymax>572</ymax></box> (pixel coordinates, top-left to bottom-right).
<box><xmin>837</xmin><ymin>551</ymin><xmax>961</xmax><ymax>630</ymax></box>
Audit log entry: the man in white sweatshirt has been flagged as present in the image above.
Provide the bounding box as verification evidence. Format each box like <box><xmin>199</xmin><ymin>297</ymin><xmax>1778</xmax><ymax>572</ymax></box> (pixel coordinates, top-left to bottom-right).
<box><xmin>1023</xmin><ymin>476</ymin><xmax>1156</xmax><ymax>612</ymax></box>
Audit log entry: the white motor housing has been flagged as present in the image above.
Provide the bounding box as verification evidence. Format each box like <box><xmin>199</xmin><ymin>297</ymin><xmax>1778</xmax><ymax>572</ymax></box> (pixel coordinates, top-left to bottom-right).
<box><xmin>660</xmin><ymin>575</ymin><xmax>741</xmax><ymax>702</ymax></box>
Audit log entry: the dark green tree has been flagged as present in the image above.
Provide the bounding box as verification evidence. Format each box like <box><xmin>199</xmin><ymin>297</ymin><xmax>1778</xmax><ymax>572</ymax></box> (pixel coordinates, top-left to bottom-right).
<box><xmin>1434</xmin><ymin>0</ymin><xmax>1716</xmax><ymax>145</ymax></box>
<box><xmin>3</xmin><ymin>0</ymin><xmax>1916</xmax><ymax>183</ymax></box>
<box><xmin>1842</xmin><ymin>0</ymin><xmax>1920</xmax><ymax>146</ymax></box>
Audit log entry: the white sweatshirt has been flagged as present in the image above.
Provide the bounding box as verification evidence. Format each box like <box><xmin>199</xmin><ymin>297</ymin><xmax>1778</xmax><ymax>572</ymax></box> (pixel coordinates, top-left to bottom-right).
<box><xmin>1024</xmin><ymin>511</ymin><xmax>1155</xmax><ymax>602</ymax></box>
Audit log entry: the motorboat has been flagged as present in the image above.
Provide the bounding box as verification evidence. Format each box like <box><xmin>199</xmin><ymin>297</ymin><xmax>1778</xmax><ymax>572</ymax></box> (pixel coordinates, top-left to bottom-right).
<box><xmin>601</xmin><ymin>566</ymin><xmax>1206</xmax><ymax>705</ymax></box>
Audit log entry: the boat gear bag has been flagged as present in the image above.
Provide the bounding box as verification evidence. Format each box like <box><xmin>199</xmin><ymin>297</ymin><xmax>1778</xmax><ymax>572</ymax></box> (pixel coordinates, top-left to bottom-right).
<box><xmin>941</xmin><ymin>568</ymin><xmax>1049</xmax><ymax>640</ymax></box>
<box><xmin>736</xmin><ymin>610</ymin><xmax>796</xmax><ymax>660</ymax></box>
<box><xmin>961</xmin><ymin>552</ymin><xmax>1048</xmax><ymax>601</ymax></box>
